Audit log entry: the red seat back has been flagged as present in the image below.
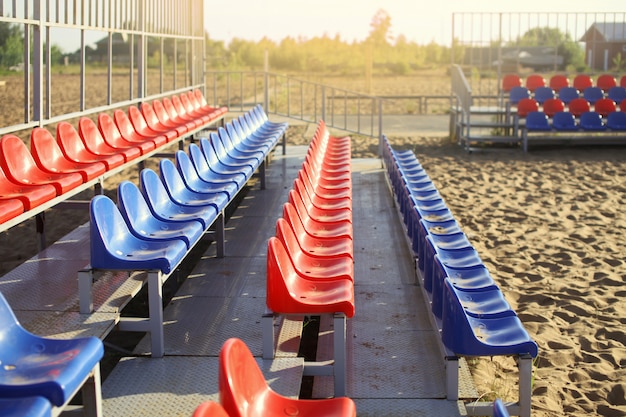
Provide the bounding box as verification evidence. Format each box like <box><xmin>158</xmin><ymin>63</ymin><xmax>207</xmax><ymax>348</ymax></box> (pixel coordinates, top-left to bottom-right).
<box><xmin>525</xmin><ymin>74</ymin><xmax>546</xmax><ymax>92</ymax></box>
<box><xmin>516</xmin><ymin>98</ymin><xmax>539</xmax><ymax>118</ymax></box>
<box><xmin>573</xmin><ymin>74</ymin><xmax>593</xmax><ymax>91</ymax></box>
<box><xmin>542</xmin><ymin>98</ymin><xmax>565</xmax><ymax>118</ymax></box>
<box><xmin>596</xmin><ymin>74</ymin><xmax>617</xmax><ymax>92</ymax></box>
<box><xmin>192</xmin><ymin>401</ymin><xmax>230</xmax><ymax>417</ymax></box>
<box><xmin>549</xmin><ymin>74</ymin><xmax>569</xmax><ymax>92</ymax></box>
<box><xmin>568</xmin><ymin>98</ymin><xmax>591</xmax><ymax>117</ymax></box>
<box><xmin>594</xmin><ymin>98</ymin><xmax>617</xmax><ymax>117</ymax></box>
<box><xmin>501</xmin><ymin>74</ymin><xmax>522</xmax><ymax>92</ymax></box>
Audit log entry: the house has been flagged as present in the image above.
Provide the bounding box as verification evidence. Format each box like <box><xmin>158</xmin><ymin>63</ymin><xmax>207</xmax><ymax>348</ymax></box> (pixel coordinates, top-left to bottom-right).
<box><xmin>580</xmin><ymin>22</ymin><xmax>626</xmax><ymax>71</ymax></box>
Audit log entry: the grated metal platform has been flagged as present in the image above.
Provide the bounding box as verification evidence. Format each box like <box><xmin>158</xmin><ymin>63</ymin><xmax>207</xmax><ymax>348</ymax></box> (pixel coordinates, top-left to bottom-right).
<box><xmin>97</xmin><ymin>145</ymin><xmax>476</xmax><ymax>416</ymax></box>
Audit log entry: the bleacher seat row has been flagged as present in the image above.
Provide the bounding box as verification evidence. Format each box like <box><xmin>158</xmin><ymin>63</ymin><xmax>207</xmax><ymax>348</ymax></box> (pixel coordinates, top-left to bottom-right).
<box><xmin>262</xmin><ymin>120</ymin><xmax>355</xmax><ymax>398</ymax></box>
<box><xmin>83</xmin><ymin>105</ymin><xmax>287</xmax><ymax>358</ymax></box>
<box><xmin>0</xmin><ymin>89</ymin><xmax>228</xmax><ymax>235</ymax></box>
<box><xmin>381</xmin><ymin>136</ymin><xmax>538</xmax><ymax>417</ymax></box>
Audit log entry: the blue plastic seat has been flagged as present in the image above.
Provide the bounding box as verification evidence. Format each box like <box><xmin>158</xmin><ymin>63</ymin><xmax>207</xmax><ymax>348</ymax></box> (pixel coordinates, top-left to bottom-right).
<box><xmin>422</xmin><ymin>233</ymin><xmax>474</xmax><ymax>300</ymax></box>
<box><xmin>188</xmin><ymin>143</ymin><xmax>245</xmax><ymax>189</ymax></box>
<box><xmin>552</xmin><ymin>111</ymin><xmax>578</xmax><ymax>131</ymax></box>
<box><xmin>90</xmin><ymin>195</ymin><xmax>188</xmax><ymax>274</ymax></box>
<box><xmin>557</xmin><ymin>86</ymin><xmax>580</xmax><ymax>104</ymax></box>
<box><xmin>579</xmin><ymin>111</ymin><xmax>606</xmax><ymax>131</ymax></box>
<box><xmin>582</xmin><ymin>86</ymin><xmax>604</xmax><ymax>104</ymax></box>
<box><xmin>416</xmin><ymin>218</ymin><xmax>463</xmax><ymax>283</ymax></box>
<box><xmin>439</xmin><ymin>263</ymin><xmax>498</xmax><ymax>292</ymax></box>
<box><xmin>175</xmin><ymin>150</ymin><xmax>237</xmax><ymax>200</ymax></box>
<box><xmin>208</xmin><ymin>132</ymin><xmax>259</xmax><ymax>171</ymax></box>
<box><xmin>159</xmin><ymin>159</ymin><xmax>229</xmax><ymax>212</ymax></box>
<box><xmin>0</xmin><ymin>292</ymin><xmax>103</xmax><ymax>411</ymax></box>
<box><xmin>607</xmin><ymin>111</ymin><xmax>626</xmax><ymax>131</ymax></box>
<box><xmin>533</xmin><ymin>86</ymin><xmax>555</xmax><ymax>104</ymax></box>
<box><xmin>232</xmin><ymin>117</ymin><xmax>278</xmax><ymax>149</ymax></box>
<box><xmin>219</xmin><ymin>126</ymin><xmax>266</xmax><ymax>160</ymax></box>
<box><xmin>0</xmin><ymin>397</ymin><xmax>51</xmax><ymax>417</ymax></box>
<box><xmin>445</xmin><ymin>281</ymin><xmax>515</xmax><ymax>319</ymax></box>
<box><xmin>508</xmin><ymin>86</ymin><xmax>530</xmax><ymax>104</ymax></box>
<box><xmin>524</xmin><ymin>111</ymin><xmax>551</xmax><ymax>132</ymax></box>
<box><xmin>117</xmin><ymin>181</ymin><xmax>204</xmax><ymax>249</ymax></box>
<box><xmin>252</xmin><ymin>105</ymin><xmax>289</xmax><ymax>133</ymax></box>
<box><xmin>441</xmin><ymin>279</ymin><xmax>538</xmax><ymax>357</ymax></box>
<box><xmin>607</xmin><ymin>86</ymin><xmax>626</xmax><ymax>104</ymax></box>
<box><xmin>493</xmin><ymin>398</ymin><xmax>511</xmax><ymax>417</ymax></box>
<box><xmin>140</xmin><ymin>168</ymin><xmax>217</xmax><ymax>229</ymax></box>
<box><xmin>199</xmin><ymin>137</ymin><xmax>253</xmax><ymax>181</ymax></box>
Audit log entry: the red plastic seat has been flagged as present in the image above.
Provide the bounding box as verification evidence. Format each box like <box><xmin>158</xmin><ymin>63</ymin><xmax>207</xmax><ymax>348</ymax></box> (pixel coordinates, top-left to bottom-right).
<box><xmin>596</xmin><ymin>74</ymin><xmax>617</xmax><ymax>92</ymax></box>
<box><xmin>622</xmin><ymin>99</ymin><xmax>626</xmax><ymax>112</ymax></box>
<box><xmin>298</xmin><ymin>169</ymin><xmax>351</xmax><ymax>201</ymax></box>
<box><xmin>302</xmin><ymin>160</ymin><xmax>351</xmax><ymax>191</ymax></box>
<box><xmin>516</xmin><ymin>98</ymin><xmax>539</xmax><ymax>118</ymax></box>
<box><xmin>161</xmin><ymin>97</ymin><xmax>202</xmax><ymax>131</ymax></box>
<box><xmin>151</xmin><ymin>99</ymin><xmax>195</xmax><ymax>133</ymax></box>
<box><xmin>281</xmin><ymin>203</ymin><xmax>353</xmax><ymax>259</ymax></box>
<box><xmin>0</xmin><ymin>198</ymin><xmax>24</xmax><ymax>223</ymax></box>
<box><xmin>594</xmin><ymin>97</ymin><xmax>617</xmax><ymax>117</ymax></box>
<box><xmin>289</xmin><ymin>188</ymin><xmax>352</xmax><ymax>225</ymax></box>
<box><xmin>98</xmin><ymin>112</ymin><xmax>156</xmax><ymax>155</ymax></box>
<box><xmin>0</xmin><ymin>165</ymin><xmax>56</xmax><ymax>210</ymax></box>
<box><xmin>525</xmin><ymin>74</ymin><xmax>546</xmax><ymax>92</ymax></box>
<box><xmin>573</xmin><ymin>74</ymin><xmax>593</xmax><ymax>92</ymax></box>
<box><xmin>542</xmin><ymin>98</ymin><xmax>565</xmax><ymax>118</ymax></box>
<box><xmin>192</xmin><ymin>89</ymin><xmax>228</xmax><ymax>118</ymax></box>
<box><xmin>172</xmin><ymin>95</ymin><xmax>208</xmax><ymax>128</ymax></box>
<box><xmin>568</xmin><ymin>98</ymin><xmax>591</xmax><ymax>118</ymax></box>
<box><xmin>501</xmin><ymin>74</ymin><xmax>522</xmax><ymax>92</ymax></box>
<box><xmin>179</xmin><ymin>93</ymin><xmax>213</xmax><ymax>124</ymax></box>
<box><xmin>276</xmin><ymin>217</ymin><xmax>354</xmax><ymax>282</ymax></box>
<box><xmin>192</xmin><ymin>401</ymin><xmax>230</xmax><ymax>417</ymax></box>
<box><xmin>56</xmin><ymin>122</ymin><xmax>125</xmax><ymax>170</ymax></box>
<box><xmin>266</xmin><ymin>238</ymin><xmax>355</xmax><ymax>318</ymax></box>
<box><xmin>621</xmin><ymin>76</ymin><xmax>626</xmax><ymax>88</ymax></box>
<box><xmin>78</xmin><ymin>117</ymin><xmax>141</xmax><ymax>163</ymax></box>
<box><xmin>548</xmin><ymin>74</ymin><xmax>570</xmax><ymax>92</ymax></box>
<box><xmin>141</xmin><ymin>101</ymin><xmax>188</xmax><ymax>137</ymax></box>
<box><xmin>30</xmin><ymin>127</ymin><xmax>107</xmax><ymax>182</ymax></box>
<box><xmin>293</xmin><ymin>177</ymin><xmax>351</xmax><ymax>212</ymax></box>
<box><xmin>114</xmin><ymin>109</ymin><xmax>168</xmax><ymax>148</ymax></box>
<box><xmin>283</xmin><ymin>199</ymin><xmax>353</xmax><ymax>241</ymax></box>
<box><xmin>0</xmin><ymin>134</ymin><xmax>83</xmax><ymax>195</ymax></box>
<box><xmin>128</xmin><ymin>105</ymin><xmax>178</xmax><ymax>142</ymax></box>
<box><xmin>220</xmin><ymin>337</ymin><xmax>356</xmax><ymax>417</ymax></box>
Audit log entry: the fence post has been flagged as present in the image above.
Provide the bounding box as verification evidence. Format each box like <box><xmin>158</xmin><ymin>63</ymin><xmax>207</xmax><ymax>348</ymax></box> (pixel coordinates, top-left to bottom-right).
<box><xmin>378</xmin><ymin>98</ymin><xmax>383</xmax><ymax>157</ymax></box>
<box><xmin>321</xmin><ymin>86</ymin><xmax>326</xmax><ymax>122</ymax></box>
<box><xmin>264</xmin><ymin>50</ymin><xmax>270</xmax><ymax>112</ymax></box>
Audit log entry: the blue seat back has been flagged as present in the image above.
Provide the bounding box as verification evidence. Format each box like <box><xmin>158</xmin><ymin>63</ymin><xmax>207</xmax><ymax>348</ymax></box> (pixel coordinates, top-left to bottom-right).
<box><xmin>557</xmin><ymin>86</ymin><xmax>580</xmax><ymax>104</ymax></box>
<box><xmin>579</xmin><ymin>111</ymin><xmax>606</xmax><ymax>131</ymax></box>
<box><xmin>525</xmin><ymin>111</ymin><xmax>550</xmax><ymax>131</ymax></box>
<box><xmin>607</xmin><ymin>111</ymin><xmax>626</xmax><ymax>131</ymax></box>
<box><xmin>552</xmin><ymin>111</ymin><xmax>578</xmax><ymax>131</ymax></box>
<box><xmin>608</xmin><ymin>86</ymin><xmax>626</xmax><ymax>104</ymax></box>
<box><xmin>90</xmin><ymin>195</ymin><xmax>136</xmax><ymax>268</ymax></box>
<box><xmin>582</xmin><ymin>86</ymin><xmax>604</xmax><ymax>104</ymax></box>
<box><xmin>493</xmin><ymin>399</ymin><xmax>510</xmax><ymax>417</ymax></box>
<box><xmin>533</xmin><ymin>86</ymin><xmax>555</xmax><ymax>104</ymax></box>
<box><xmin>509</xmin><ymin>86</ymin><xmax>530</xmax><ymax>104</ymax></box>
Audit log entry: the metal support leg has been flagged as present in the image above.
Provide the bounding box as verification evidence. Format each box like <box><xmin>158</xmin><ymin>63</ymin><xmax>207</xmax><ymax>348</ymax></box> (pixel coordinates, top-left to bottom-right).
<box><xmin>445</xmin><ymin>356</ymin><xmax>459</xmax><ymax>400</ymax></box>
<box><xmin>81</xmin><ymin>364</ymin><xmax>103</xmax><ymax>417</ymax></box>
<box><xmin>282</xmin><ymin>132</ymin><xmax>286</xmax><ymax>155</ymax></box>
<box><xmin>262</xmin><ymin>311</ymin><xmax>275</xmax><ymax>359</ymax></box>
<box><xmin>148</xmin><ymin>271</ymin><xmax>165</xmax><ymax>358</ymax></box>
<box><xmin>35</xmin><ymin>213</ymin><xmax>46</xmax><ymax>251</ymax></box>
<box><xmin>78</xmin><ymin>268</ymin><xmax>94</xmax><ymax>314</ymax></box>
<box><xmin>333</xmin><ymin>313</ymin><xmax>347</xmax><ymax>397</ymax></box>
<box><xmin>215</xmin><ymin>212</ymin><xmax>225</xmax><ymax>258</ymax></box>
<box><xmin>518</xmin><ymin>355</ymin><xmax>533</xmax><ymax>417</ymax></box>
<box><xmin>259</xmin><ymin>160</ymin><xmax>266</xmax><ymax>190</ymax></box>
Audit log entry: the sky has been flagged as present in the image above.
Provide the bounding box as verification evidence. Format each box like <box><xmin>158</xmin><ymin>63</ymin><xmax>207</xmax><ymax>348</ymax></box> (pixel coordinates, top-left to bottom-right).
<box><xmin>203</xmin><ymin>0</ymin><xmax>626</xmax><ymax>46</ymax></box>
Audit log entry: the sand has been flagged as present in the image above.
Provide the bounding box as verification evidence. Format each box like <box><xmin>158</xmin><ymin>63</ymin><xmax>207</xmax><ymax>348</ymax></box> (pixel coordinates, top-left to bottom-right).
<box><xmin>2</xmin><ymin>71</ymin><xmax>626</xmax><ymax>416</ymax></box>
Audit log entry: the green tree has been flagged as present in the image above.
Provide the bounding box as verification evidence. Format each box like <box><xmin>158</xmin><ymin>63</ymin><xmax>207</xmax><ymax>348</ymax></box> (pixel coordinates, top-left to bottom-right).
<box><xmin>513</xmin><ymin>26</ymin><xmax>584</xmax><ymax>69</ymax></box>
<box><xmin>0</xmin><ymin>22</ymin><xmax>24</xmax><ymax>68</ymax></box>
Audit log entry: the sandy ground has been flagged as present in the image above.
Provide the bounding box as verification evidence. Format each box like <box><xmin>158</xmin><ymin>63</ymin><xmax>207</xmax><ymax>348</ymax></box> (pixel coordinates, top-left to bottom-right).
<box><xmin>2</xmin><ymin>71</ymin><xmax>626</xmax><ymax>416</ymax></box>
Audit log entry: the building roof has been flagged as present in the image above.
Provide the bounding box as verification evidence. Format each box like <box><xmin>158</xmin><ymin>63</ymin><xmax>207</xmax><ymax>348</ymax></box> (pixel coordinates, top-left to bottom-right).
<box><xmin>580</xmin><ymin>22</ymin><xmax>626</xmax><ymax>43</ymax></box>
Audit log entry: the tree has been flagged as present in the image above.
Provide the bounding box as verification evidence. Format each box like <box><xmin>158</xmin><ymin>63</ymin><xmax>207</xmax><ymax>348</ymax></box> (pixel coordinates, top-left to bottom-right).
<box><xmin>367</xmin><ymin>9</ymin><xmax>393</xmax><ymax>47</ymax></box>
<box><xmin>0</xmin><ymin>22</ymin><xmax>24</xmax><ymax>68</ymax></box>
<box><xmin>513</xmin><ymin>27</ymin><xmax>584</xmax><ymax>69</ymax></box>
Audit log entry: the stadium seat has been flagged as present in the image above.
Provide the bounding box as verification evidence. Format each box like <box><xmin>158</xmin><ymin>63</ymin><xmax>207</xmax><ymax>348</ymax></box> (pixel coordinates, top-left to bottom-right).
<box><xmin>0</xmin><ymin>291</ymin><xmax>103</xmax><ymax>414</ymax></box>
<box><xmin>152</xmin><ymin>99</ymin><xmax>196</xmax><ymax>133</ymax></box>
<box><xmin>493</xmin><ymin>398</ymin><xmax>511</xmax><ymax>417</ymax></box>
<box><xmin>568</xmin><ymin>98</ymin><xmax>591</xmax><ymax>117</ymax></box>
<box><xmin>141</xmin><ymin>101</ymin><xmax>188</xmax><ymax>137</ymax></box>
<box><xmin>140</xmin><ymin>168</ymin><xmax>217</xmax><ymax>229</ymax></box>
<box><xmin>622</xmin><ymin>99</ymin><xmax>626</xmax><ymax>112</ymax></box>
<box><xmin>0</xmin><ymin>134</ymin><xmax>84</xmax><ymax>195</ymax></box>
<box><xmin>542</xmin><ymin>98</ymin><xmax>565</xmax><ymax>118</ymax></box>
<box><xmin>607</xmin><ymin>111</ymin><xmax>626</xmax><ymax>131</ymax></box>
<box><xmin>579</xmin><ymin>111</ymin><xmax>606</xmax><ymax>131</ymax></box>
<box><xmin>78</xmin><ymin>117</ymin><xmax>141</xmax><ymax>163</ymax></box>
<box><xmin>607</xmin><ymin>86</ymin><xmax>626</xmax><ymax>104</ymax></box>
<box><xmin>199</xmin><ymin>137</ymin><xmax>253</xmax><ymax>181</ymax></box>
<box><xmin>159</xmin><ymin>159</ymin><xmax>229</xmax><ymax>212</ymax></box>
<box><xmin>0</xmin><ymin>198</ymin><xmax>24</xmax><ymax>223</ymax></box>
<box><xmin>573</xmin><ymin>74</ymin><xmax>593</xmax><ymax>91</ymax></box>
<box><xmin>30</xmin><ymin>127</ymin><xmax>107</xmax><ymax>182</ymax></box>
<box><xmin>582</xmin><ymin>86</ymin><xmax>604</xmax><ymax>104</ymax></box>
<box><xmin>284</xmin><ymin>196</ymin><xmax>353</xmax><ymax>240</ymax></box>
<box><xmin>179</xmin><ymin>93</ymin><xmax>214</xmax><ymax>125</ymax></box>
<box><xmin>293</xmin><ymin>177</ymin><xmax>351</xmax><ymax>212</ymax></box>
<box><xmin>439</xmin><ymin>263</ymin><xmax>498</xmax><ymax>293</ymax></box>
<box><xmin>218</xmin><ymin>127</ymin><xmax>265</xmax><ymax>162</ymax></box>
<box><xmin>552</xmin><ymin>112</ymin><xmax>578</xmax><ymax>131</ymax></box>
<box><xmin>0</xmin><ymin>397</ymin><xmax>51</xmax><ymax>417</ymax></box>
<box><xmin>192</xmin><ymin>401</ymin><xmax>230</xmax><ymax>417</ymax></box>
<box><xmin>516</xmin><ymin>98</ymin><xmax>539</xmax><ymax>118</ymax></box>
<box><xmin>443</xmin><ymin>280</ymin><xmax>515</xmax><ymax>319</ymax></box>
<box><xmin>508</xmin><ymin>86</ymin><xmax>531</xmax><ymax>104</ymax></box>
<box><xmin>220</xmin><ymin>337</ymin><xmax>356</xmax><ymax>417</ymax></box>
<box><xmin>548</xmin><ymin>74</ymin><xmax>569</xmax><ymax>92</ymax></box>
<box><xmin>501</xmin><ymin>74</ymin><xmax>522</xmax><ymax>92</ymax></box>
<box><xmin>172</xmin><ymin>95</ymin><xmax>208</xmax><ymax>128</ymax></box>
<box><xmin>524</xmin><ymin>111</ymin><xmax>551</xmax><ymax>132</ymax></box>
<box><xmin>596</xmin><ymin>74</ymin><xmax>617</xmax><ymax>92</ymax></box>
<box><xmin>533</xmin><ymin>86</ymin><xmax>555</xmax><ymax>104</ymax></box>
<box><xmin>187</xmin><ymin>142</ymin><xmax>245</xmax><ymax>189</ymax></box>
<box><xmin>89</xmin><ymin>194</ymin><xmax>187</xmax><ymax>274</ymax></box>
<box><xmin>275</xmin><ymin>217</ymin><xmax>354</xmax><ymax>282</ymax></box>
<box><xmin>621</xmin><ymin>75</ymin><xmax>626</xmax><ymax>88</ymax></box>
<box><xmin>128</xmin><ymin>105</ymin><xmax>178</xmax><ymax>142</ymax></box>
<box><xmin>162</xmin><ymin>97</ymin><xmax>204</xmax><ymax>130</ymax></box>
<box><xmin>557</xmin><ymin>86</ymin><xmax>580</xmax><ymax>104</ymax></box>
<box><xmin>98</xmin><ymin>112</ymin><xmax>156</xmax><ymax>155</ymax></box>
<box><xmin>175</xmin><ymin>150</ymin><xmax>238</xmax><ymax>200</ymax></box>
<box><xmin>117</xmin><ymin>180</ymin><xmax>204</xmax><ymax>249</ymax></box>
<box><xmin>56</xmin><ymin>121</ymin><xmax>125</xmax><ymax>170</ymax></box>
<box><xmin>113</xmin><ymin>109</ymin><xmax>168</xmax><ymax>148</ymax></box>
<box><xmin>525</xmin><ymin>74</ymin><xmax>546</xmax><ymax>92</ymax></box>
<box><xmin>0</xmin><ymin>165</ymin><xmax>56</xmax><ymax>211</ymax></box>
<box><xmin>192</xmin><ymin>89</ymin><xmax>228</xmax><ymax>119</ymax></box>
<box><xmin>594</xmin><ymin>98</ymin><xmax>617</xmax><ymax>117</ymax></box>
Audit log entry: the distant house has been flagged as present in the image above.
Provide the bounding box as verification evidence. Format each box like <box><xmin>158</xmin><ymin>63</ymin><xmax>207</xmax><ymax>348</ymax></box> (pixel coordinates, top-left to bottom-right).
<box><xmin>580</xmin><ymin>22</ymin><xmax>626</xmax><ymax>71</ymax></box>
